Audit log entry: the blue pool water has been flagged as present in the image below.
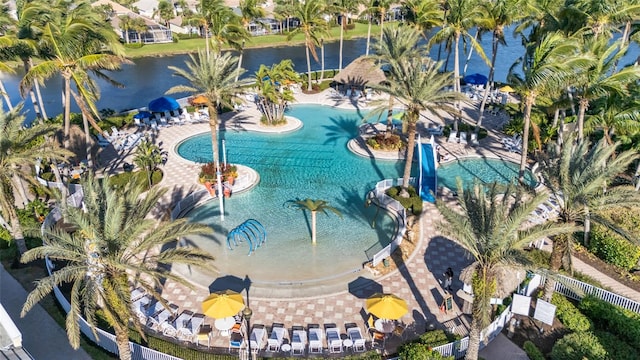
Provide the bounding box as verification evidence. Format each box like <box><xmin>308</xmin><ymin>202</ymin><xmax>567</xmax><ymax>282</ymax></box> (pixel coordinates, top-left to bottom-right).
<box><xmin>178</xmin><ymin>105</ymin><xmax>403</xmax><ymax>284</ymax></box>
<box><xmin>437</xmin><ymin>158</ymin><xmax>537</xmax><ymax>190</ymax></box>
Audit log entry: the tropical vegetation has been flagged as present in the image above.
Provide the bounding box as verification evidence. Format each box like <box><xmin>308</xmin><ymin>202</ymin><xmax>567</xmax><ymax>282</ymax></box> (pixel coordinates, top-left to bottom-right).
<box><xmin>287</xmin><ymin>198</ymin><xmax>342</xmax><ymax>245</ymax></box>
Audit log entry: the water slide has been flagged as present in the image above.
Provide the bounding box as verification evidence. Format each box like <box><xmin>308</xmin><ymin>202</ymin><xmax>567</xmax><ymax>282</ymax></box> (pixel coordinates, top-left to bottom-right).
<box><xmin>418</xmin><ymin>139</ymin><xmax>437</xmax><ymax>203</ymax></box>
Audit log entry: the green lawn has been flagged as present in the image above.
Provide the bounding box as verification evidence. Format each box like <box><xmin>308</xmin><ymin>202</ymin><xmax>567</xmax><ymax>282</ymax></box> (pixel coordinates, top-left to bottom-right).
<box><xmin>124</xmin><ymin>22</ymin><xmax>383</xmax><ymax>58</ymax></box>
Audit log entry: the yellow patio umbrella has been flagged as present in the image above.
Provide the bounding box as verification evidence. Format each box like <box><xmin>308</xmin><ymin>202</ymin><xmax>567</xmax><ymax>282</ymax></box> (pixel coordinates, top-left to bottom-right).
<box><xmin>201</xmin><ymin>290</ymin><xmax>245</xmax><ymax>318</ymax></box>
<box><xmin>365</xmin><ymin>293</ymin><xmax>408</xmax><ymax>320</ymax></box>
<box><xmin>191</xmin><ymin>94</ymin><xmax>209</xmax><ymax>106</ymax></box>
<box><xmin>499</xmin><ymin>85</ymin><xmax>515</xmax><ymax>93</ymax></box>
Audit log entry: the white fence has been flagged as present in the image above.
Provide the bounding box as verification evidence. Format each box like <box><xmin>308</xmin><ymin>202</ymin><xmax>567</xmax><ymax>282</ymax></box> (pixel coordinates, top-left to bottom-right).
<box><xmin>369</xmin><ymin>178</ymin><xmax>412</xmax><ymax>267</ymax></box>
<box><xmin>551</xmin><ymin>274</ymin><xmax>640</xmax><ymax>314</ymax></box>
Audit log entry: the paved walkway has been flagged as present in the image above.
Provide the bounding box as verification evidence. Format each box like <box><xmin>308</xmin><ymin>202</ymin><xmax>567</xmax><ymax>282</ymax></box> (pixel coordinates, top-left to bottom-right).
<box><xmin>0</xmin><ymin>263</ymin><xmax>91</xmax><ymax>360</ymax></box>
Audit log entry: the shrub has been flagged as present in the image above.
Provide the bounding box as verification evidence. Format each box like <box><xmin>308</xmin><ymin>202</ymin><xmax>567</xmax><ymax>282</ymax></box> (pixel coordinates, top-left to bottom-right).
<box><xmin>417</xmin><ymin>329</ymin><xmax>458</xmax><ymax>347</ymax></box>
<box><xmin>523</xmin><ymin>341</ymin><xmax>545</xmax><ymax>360</ymax></box>
<box><xmin>366</xmin><ymin>133</ymin><xmax>405</xmax><ymax>151</ymax></box>
<box><xmin>550</xmin><ymin>331</ymin><xmax>607</xmax><ymax>360</ymax></box>
<box><xmin>123</xmin><ymin>43</ymin><xmax>143</xmax><ymax>49</ymax></box>
<box><xmin>588</xmin><ymin>224</ymin><xmax>640</xmax><ymax>271</ymax></box>
<box><xmin>386</xmin><ymin>185</ymin><xmax>423</xmax><ymax>215</ymax></box>
<box><xmin>108</xmin><ymin>170</ymin><xmax>162</xmax><ymax>191</ymax></box>
<box><xmin>594</xmin><ymin>330</ymin><xmax>639</xmax><ymax>360</ymax></box>
<box><xmin>398</xmin><ymin>343</ymin><xmax>454</xmax><ymax>360</ymax></box>
<box><xmin>551</xmin><ymin>293</ymin><xmax>592</xmax><ymax>332</ymax></box>
<box><xmin>578</xmin><ymin>296</ymin><xmax>640</xmax><ymax>351</ymax></box>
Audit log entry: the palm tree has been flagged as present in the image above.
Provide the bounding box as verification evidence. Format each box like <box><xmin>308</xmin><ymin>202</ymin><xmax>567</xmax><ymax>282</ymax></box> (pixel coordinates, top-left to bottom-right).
<box><xmin>572</xmin><ymin>38</ymin><xmax>640</xmax><ymax>143</ymax></box>
<box><xmin>373</xmin><ymin>51</ymin><xmax>467</xmax><ymax>196</ymax></box>
<box><xmin>436</xmin><ymin>181</ymin><xmax>574</xmax><ymax>360</ymax></box>
<box><xmin>288</xmin><ymin>0</ymin><xmax>330</xmax><ymax>91</ymax></box>
<box><xmin>0</xmin><ymin>106</ymin><xmax>70</xmax><ymax>256</ymax></box>
<box><xmin>404</xmin><ymin>0</ymin><xmax>444</xmax><ymax>38</ymax></box>
<box><xmin>0</xmin><ymin>6</ymin><xmax>16</xmax><ymax>111</ymax></box>
<box><xmin>360</xmin><ymin>0</ymin><xmax>378</xmax><ymax>56</ymax></box>
<box><xmin>287</xmin><ymin>198</ymin><xmax>342</xmax><ymax>244</ymax></box>
<box><xmin>507</xmin><ymin>32</ymin><xmax>587</xmax><ymax>182</ymax></box>
<box><xmin>332</xmin><ymin>0</ymin><xmax>359</xmax><ymax>71</ymax></box>
<box><xmin>587</xmin><ymin>89</ymin><xmax>640</xmax><ymax>145</ymax></box>
<box><xmin>374</xmin><ymin>0</ymin><xmax>393</xmax><ymax>43</ymax></box>
<box><xmin>254</xmin><ymin>59</ymin><xmax>300</xmax><ymax>124</ymax></box>
<box><xmin>167</xmin><ymin>50</ymin><xmax>249</xmax><ymax>168</ymax></box>
<box><xmin>206</xmin><ymin>3</ymin><xmax>248</xmax><ymax>56</ymax></box>
<box><xmin>236</xmin><ymin>0</ymin><xmax>266</xmax><ymax>80</ymax></box>
<box><xmin>155</xmin><ymin>0</ymin><xmax>175</xmax><ymax>27</ymax></box>
<box><xmin>133</xmin><ymin>139</ymin><xmax>164</xmax><ymax>187</ymax></box>
<box><xmin>474</xmin><ymin>0</ymin><xmax>520</xmax><ymax>134</ymax></box>
<box><xmin>20</xmin><ymin>174</ymin><xmax>215</xmax><ymax>360</ymax></box>
<box><xmin>539</xmin><ymin>137</ymin><xmax>640</xmax><ymax>300</ymax></box>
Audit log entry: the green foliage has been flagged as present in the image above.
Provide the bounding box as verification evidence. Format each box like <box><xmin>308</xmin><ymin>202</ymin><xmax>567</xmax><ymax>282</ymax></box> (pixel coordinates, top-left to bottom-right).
<box><xmin>198</xmin><ymin>162</ymin><xmax>237</xmax><ymax>184</ymax></box>
<box><xmin>97</xmin><ymin>113</ymin><xmax>135</xmax><ymax>132</ymax></box>
<box><xmin>551</xmin><ymin>293</ymin><xmax>593</xmax><ymax>332</ymax></box>
<box><xmin>366</xmin><ymin>133</ymin><xmax>405</xmax><ymax>150</ymax></box>
<box><xmin>578</xmin><ymin>296</ymin><xmax>640</xmax><ymax>351</ymax></box>
<box><xmin>594</xmin><ymin>330</ymin><xmax>639</xmax><ymax>360</ymax></box>
<box><xmin>523</xmin><ymin>341</ymin><xmax>545</xmax><ymax>360</ymax></box>
<box><xmin>108</xmin><ymin>170</ymin><xmax>163</xmax><ymax>190</ymax></box>
<box><xmin>128</xmin><ymin>330</ymin><xmax>235</xmax><ymax>359</ymax></box>
<box><xmin>124</xmin><ymin>43</ymin><xmax>144</xmax><ymax>49</ymax></box>
<box><xmin>386</xmin><ymin>185</ymin><xmax>423</xmax><ymax>214</ymax></box>
<box><xmin>0</xmin><ymin>227</ymin><xmax>12</xmax><ymax>246</ymax></box>
<box><xmin>550</xmin><ymin>332</ymin><xmax>607</xmax><ymax>360</ymax></box>
<box><xmin>417</xmin><ymin>329</ymin><xmax>460</xmax><ymax>347</ymax></box>
<box><xmin>398</xmin><ymin>343</ymin><xmax>454</xmax><ymax>360</ymax></box>
<box><xmin>588</xmin><ymin>224</ymin><xmax>640</xmax><ymax>271</ymax></box>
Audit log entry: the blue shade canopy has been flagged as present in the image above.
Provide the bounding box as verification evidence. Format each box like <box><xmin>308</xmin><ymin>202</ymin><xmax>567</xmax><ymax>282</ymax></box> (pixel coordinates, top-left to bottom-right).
<box><xmin>463</xmin><ymin>73</ymin><xmax>488</xmax><ymax>85</ymax></box>
<box><xmin>148</xmin><ymin>96</ymin><xmax>180</xmax><ymax>112</ymax></box>
<box><xmin>133</xmin><ymin>111</ymin><xmax>152</xmax><ymax>119</ymax></box>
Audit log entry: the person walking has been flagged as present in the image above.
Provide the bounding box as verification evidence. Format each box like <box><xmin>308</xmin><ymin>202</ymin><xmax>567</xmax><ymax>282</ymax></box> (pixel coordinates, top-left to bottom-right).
<box><xmin>444</xmin><ymin>267</ymin><xmax>454</xmax><ymax>292</ymax></box>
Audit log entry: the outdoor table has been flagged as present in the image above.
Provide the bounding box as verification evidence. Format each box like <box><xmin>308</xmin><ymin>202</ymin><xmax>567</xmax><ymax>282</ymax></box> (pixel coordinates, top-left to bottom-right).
<box><xmin>343</xmin><ymin>339</ymin><xmax>353</xmax><ymax>352</ymax></box>
<box><xmin>215</xmin><ymin>316</ymin><xmax>236</xmax><ymax>336</ymax></box>
<box><xmin>281</xmin><ymin>344</ymin><xmax>291</xmax><ymax>354</ymax></box>
<box><xmin>375</xmin><ymin>319</ymin><xmax>396</xmax><ymax>334</ymax></box>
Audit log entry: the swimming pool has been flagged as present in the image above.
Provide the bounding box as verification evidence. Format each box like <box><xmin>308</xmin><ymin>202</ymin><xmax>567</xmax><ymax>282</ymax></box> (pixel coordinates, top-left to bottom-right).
<box><xmin>437</xmin><ymin>158</ymin><xmax>537</xmax><ymax>190</ymax></box>
<box><xmin>177</xmin><ymin>105</ymin><xmax>404</xmax><ymax>287</ymax></box>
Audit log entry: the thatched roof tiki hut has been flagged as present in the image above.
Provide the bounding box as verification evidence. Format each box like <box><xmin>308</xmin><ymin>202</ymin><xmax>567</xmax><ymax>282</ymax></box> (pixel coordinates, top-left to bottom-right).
<box><xmin>333</xmin><ymin>57</ymin><xmax>386</xmax><ymax>94</ymax></box>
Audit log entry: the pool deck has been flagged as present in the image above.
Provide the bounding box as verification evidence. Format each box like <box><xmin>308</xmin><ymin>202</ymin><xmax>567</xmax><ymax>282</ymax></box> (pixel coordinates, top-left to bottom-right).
<box><xmin>95</xmin><ymin>89</ymin><xmax>526</xmax><ymax>355</ymax></box>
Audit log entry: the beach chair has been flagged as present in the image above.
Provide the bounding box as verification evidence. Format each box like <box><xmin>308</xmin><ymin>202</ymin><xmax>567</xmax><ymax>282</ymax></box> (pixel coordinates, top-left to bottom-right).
<box><xmin>163</xmin><ymin>310</ymin><xmax>192</xmax><ymax>338</ymax></box>
<box><xmin>267</xmin><ymin>324</ymin><xmax>286</xmax><ymax>352</ymax></box>
<box><xmin>249</xmin><ymin>326</ymin><xmax>266</xmax><ymax>354</ymax></box>
<box><xmin>459</xmin><ymin>132</ymin><xmax>468</xmax><ymax>144</ymax></box>
<box><xmin>132</xmin><ymin>295</ymin><xmax>151</xmax><ymax>323</ymax></box>
<box><xmin>291</xmin><ymin>326</ymin><xmax>307</xmax><ymax>356</ymax></box>
<box><xmin>130</xmin><ymin>287</ymin><xmax>145</xmax><ymax>301</ymax></box>
<box><xmin>228</xmin><ymin>332</ymin><xmax>244</xmax><ymax>353</ymax></box>
<box><xmin>96</xmin><ymin>133</ymin><xmax>110</xmax><ymax>147</ymax></box>
<box><xmin>308</xmin><ymin>326</ymin><xmax>323</xmax><ymax>354</ymax></box>
<box><xmin>447</xmin><ymin>131</ymin><xmax>458</xmax><ymax>143</ymax></box>
<box><xmin>178</xmin><ymin>313</ymin><xmax>205</xmax><ymax>342</ymax></box>
<box><xmin>147</xmin><ymin>303</ymin><xmax>178</xmax><ymax>332</ymax></box>
<box><xmin>325</xmin><ymin>326</ymin><xmax>342</xmax><ymax>354</ymax></box>
<box><xmin>347</xmin><ymin>325</ymin><xmax>366</xmax><ymax>352</ymax></box>
<box><xmin>426</xmin><ymin>124</ymin><xmax>444</xmax><ymax>136</ymax></box>
<box><xmin>470</xmin><ymin>132</ymin><xmax>478</xmax><ymax>145</ymax></box>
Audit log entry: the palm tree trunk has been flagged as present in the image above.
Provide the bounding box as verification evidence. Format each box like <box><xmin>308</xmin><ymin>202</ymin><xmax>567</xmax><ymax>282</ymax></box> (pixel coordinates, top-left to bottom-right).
<box><xmin>320</xmin><ymin>39</ymin><xmax>325</xmax><ymax>83</ymax></box>
<box><xmin>476</xmin><ymin>31</ymin><xmax>499</xmax><ymax>134</ymax></box>
<box><xmin>204</xmin><ymin>23</ymin><xmax>210</xmax><ymax>59</ymax></box>
<box><xmin>125</xmin><ymin>28</ymin><xmax>130</xmax><ymax>44</ymax></box>
<box><xmin>379</xmin><ymin>11</ymin><xmax>385</xmax><ymax>43</ymax></box>
<box><xmin>236</xmin><ymin>40</ymin><xmax>246</xmax><ymax>82</ymax></box>
<box><xmin>8</xmin><ymin>205</ymin><xmax>28</xmax><ymax>256</ymax></box>
<box><xmin>305</xmin><ymin>45</ymin><xmax>312</xmax><ymax>91</ymax></box>
<box><xmin>63</xmin><ymin>75</ymin><xmax>72</xmax><ymax>149</ymax></box>
<box><xmin>208</xmin><ymin>104</ymin><xmax>220</xmax><ymax>166</ymax></box>
<box><xmin>583</xmin><ymin>208</ymin><xmax>591</xmax><ymax>247</ymax></box>
<box><xmin>0</xmin><ymin>79</ymin><xmax>13</xmax><ymax>111</ymax></box>
<box><xmin>366</xmin><ymin>15</ymin><xmax>372</xmax><ymax>56</ymax></box>
<box><xmin>577</xmin><ymin>98</ymin><xmax>587</xmax><ymax>143</ymax></box>
<box><xmin>22</xmin><ymin>59</ymin><xmax>43</xmax><ymax>121</ymax></box>
<box><xmin>311</xmin><ymin>210</ymin><xmax>317</xmax><ymax>244</ymax></box>
<box><xmin>339</xmin><ymin>14</ymin><xmax>344</xmax><ymax>71</ymax></box>
<box><xmin>401</xmin><ymin>120</ymin><xmax>417</xmax><ymax>196</ymax></box>
<box><xmin>81</xmin><ymin>113</ymin><xmax>93</xmax><ymax>168</ymax></box>
<box><xmin>465</xmin><ymin>318</ymin><xmax>482</xmax><ymax>360</ymax></box>
<box><xmin>114</xmin><ymin>325</ymin><xmax>132</xmax><ymax>360</ymax></box>
<box><xmin>12</xmin><ymin>173</ymin><xmax>29</xmax><ymax>207</ymax></box>
<box><xmin>453</xmin><ymin>32</ymin><xmax>461</xmax><ymax>133</ymax></box>
<box><xmin>543</xmin><ymin>233</ymin><xmax>568</xmax><ymax>301</ymax></box>
<box><xmin>462</xmin><ymin>30</ymin><xmax>479</xmax><ymax>76</ymax></box>
<box><xmin>385</xmin><ymin>96</ymin><xmax>395</xmax><ymax>137</ymax></box>
<box><xmin>518</xmin><ymin>96</ymin><xmax>534</xmax><ymax>183</ymax></box>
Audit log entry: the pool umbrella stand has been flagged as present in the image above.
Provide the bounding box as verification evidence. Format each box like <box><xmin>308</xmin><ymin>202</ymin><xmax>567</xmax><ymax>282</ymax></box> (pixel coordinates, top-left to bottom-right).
<box><xmin>499</xmin><ymin>85</ymin><xmax>515</xmax><ymax>93</ymax></box>
<box><xmin>365</xmin><ymin>293</ymin><xmax>408</xmax><ymax>320</ymax></box>
<box><xmin>148</xmin><ymin>96</ymin><xmax>180</xmax><ymax>113</ymax></box>
<box><xmin>202</xmin><ymin>290</ymin><xmax>245</xmax><ymax>319</ymax></box>
<box><xmin>190</xmin><ymin>94</ymin><xmax>208</xmax><ymax>107</ymax></box>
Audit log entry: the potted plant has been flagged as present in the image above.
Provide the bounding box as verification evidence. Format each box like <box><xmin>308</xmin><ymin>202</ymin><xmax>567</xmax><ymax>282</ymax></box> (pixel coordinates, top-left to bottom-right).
<box><xmin>223</xmin><ymin>165</ymin><xmax>238</xmax><ymax>185</ymax></box>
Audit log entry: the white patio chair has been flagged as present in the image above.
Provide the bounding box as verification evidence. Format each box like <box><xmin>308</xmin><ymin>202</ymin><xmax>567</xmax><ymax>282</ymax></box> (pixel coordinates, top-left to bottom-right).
<box><xmin>447</xmin><ymin>131</ymin><xmax>459</xmax><ymax>143</ymax></box>
<box><xmin>249</xmin><ymin>326</ymin><xmax>266</xmax><ymax>354</ymax></box>
<box><xmin>459</xmin><ymin>132</ymin><xmax>468</xmax><ymax>145</ymax></box>
<box><xmin>308</xmin><ymin>327</ymin><xmax>323</xmax><ymax>354</ymax></box>
<box><xmin>147</xmin><ymin>303</ymin><xmax>178</xmax><ymax>332</ymax></box>
<box><xmin>426</xmin><ymin>124</ymin><xmax>444</xmax><ymax>136</ymax></box>
<box><xmin>347</xmin><ymin>326</ymin><xmax>366</xmax><ymax>353</ymax></box>
<box><xmin>267</xmin><ymin>324</ymin><xmax>286</xmax><ymax>352</ymax></box>
<box><xmin>325</xmin><ymin>327</ymin><xmax>342</xmax><ymax>354</ymax></box>
<box><xmin>96</xmin><ymin>133</ymin><xmax>110</xmax><ymax>147</ymax></box>
<box><xmin>162</xmin><ymin>310</ymin><xmax>191</xmax><ymax>338</ymax></box>
<box><xmin>470</xmin><ymin>132</ymin><xmax>479</xmax><ymax>145</ymax></box>
<box><xmin>130</xmin><ymin>287</ymin><xmax>145</xmax><ymax>301</ymax></box>
<box><xmin>178</xmin><ymin>313</ymin><xmax>204</xmax><ymax>341</ymax></box>
<box><xmin>291</xmin><ymin>326</ymin><xmax>307</xmax><ymax>356</ymax></box>
<box><xmin>132</xmin><ymin>295</ymin><xmax>151</xmax><ymax>323</ymax></box>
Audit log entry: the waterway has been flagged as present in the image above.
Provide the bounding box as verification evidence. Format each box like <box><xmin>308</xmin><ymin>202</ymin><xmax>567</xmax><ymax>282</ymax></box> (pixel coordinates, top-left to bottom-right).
<box><xmin>1</xmin><ymin>27</ymin><xmax>638</xmax><ymax>122</ymax></box>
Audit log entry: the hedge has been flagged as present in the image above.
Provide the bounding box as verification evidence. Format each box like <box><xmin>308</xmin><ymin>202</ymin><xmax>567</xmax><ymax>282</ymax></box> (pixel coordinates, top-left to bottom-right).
<box><xmin>578</xmin><ymin>296</ymin><xmax>640</xmax><ymax>352</ymax></box>
<box><xmin>550</xmin><ymin>331</ymin><xmax>607</xmax><ymax>360</ymax></box>
<box><xmin>386</xmin><ymin>185</ymin><xmax>423</xmax><ymax>215</ymax></box>
<box><xmin>594</xmin><ymin>330</ymin><xmax>639</xmax><ymax>360</ymax></box>
<box><xmin>551</xmin><ymin>293</ymin><xmax>592</xmax><ymax>332</ymax></box>
<box><xmin>108</xmin><ymin>170</ymin><xmax>163</xmax><ymax>190</ymax></box>
<box><xmin>523</xmin><ymin>341</ymin><xmax>545</xmax><ymax>360</ymax></box>
<box><xmin>588</xmin><ymin>224</ymin><xmax>640</xmax><ymax>271</ymax></box>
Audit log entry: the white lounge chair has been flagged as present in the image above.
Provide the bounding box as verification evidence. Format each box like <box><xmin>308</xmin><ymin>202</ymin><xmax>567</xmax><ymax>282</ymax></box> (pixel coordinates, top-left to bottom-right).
<box><xmin>426</xmin><ymin>124</ymin><xmax>444</xmax><ymax>136</ymax></box>
<box><xmin>447</xmin><ymin>130</ymin><xmax>459</xmax><ymax>143</ymax></box>
<box><xmin>470</xmin><ymin>132</ymin><xmax>479</xmax><ymax>145</ymax></box>
<box><xmin>150</xmin><ymin>121</ymin><xmax>159</xmax><ymax>131</ymax></box>
<box><xmin>267</xmin><ymin>324</ymin><xmax>286</xmax><ymax>352</ymax></box>
<box><xmin>460</xmin><ymin>132</ymin><xmax>468</xmax><ymax>144</ymax></box>
<box><xmin>163</xmin><ymin>310</ymin><xmax>192</xmax><ymax>338</ymax></box>
<box><xmin>96</xmin><ymin>133</ymin><xmax>110</xmax><ymax>147</ymax></box>
<box><xmin>132</xmin><ymin>295</ymin><xmax>151</xmax><ymax>323</ymax></box>
<box><xmin>249</xmin><ymin>326</ymin><xmax>266</xmax><ymax>354</ymax></box>
<box><xmin>131</xmin><ymin>287</ymin><xmax>145</xmax><ymax>301</ymax></box>
<box><xmin>291</xmin><ymin>327</ymin><xmax>307</xmax><ymax>356</ymax></box>
<box><xmin>308</xmin><ymin>327</ymin><xmax>323</xmax><ymax>354</ymax></box>
<box><xmin>147</xmin><ymin>303</ymin><xmax>178</xmax><ymax>332</ymax></box>
<box><xmin>178</xmin><ymin>313</ymin><xmax>205</xmax><ymax>341</ymax></box>
<box><xmin>347</xmin><ymin>326</ymin><xmax>366</xmax><ymax>353</ymax></box>
<box><xmin>325</xmin><ymin>327</ymin><xmax>342</xmax><ymax>354</ymax></box>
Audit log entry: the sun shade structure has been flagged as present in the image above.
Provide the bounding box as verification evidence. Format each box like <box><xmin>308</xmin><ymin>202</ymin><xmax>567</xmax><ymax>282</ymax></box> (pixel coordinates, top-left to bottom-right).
<box><xmin>463</xmin><ymin>73</ymin><xmax>488</xmax><ymax>85</ymax></box>
<box><xmin>365</xmin><ymin>293</ymin><xmax>408</xmax><ymax>320</ymax></box>
<box><xmin>148</xmin><ymin>96</ymin><xmax>180</xmax><ymax>112</ymax></box>
<box><xmin>133</xmin><ymin>111</ymin><xmax>151</xmax><ymax>119</ymax></box>
<box><xmin>459</xmin><ymin>262</ymin><xmax>526</xmax><ymax>298</ymax></box>
<box><xmin>333</xmin><ymin>57</ymin><xmax>386</xmax><ymax>87</ymax></box>
<box><xmin>499</xmin><ymin>85</ymin><xmax>515</xmax><ymax>93</ymax></box>
<box><xmin>201</xmin><ymin>290</ymin><xmax>245</xmax><ymax>318</ymax></box>
<box><xmin>190</xmin><ymin>95</ymin><xmax>208</xmax><ymax>106</ymax></box>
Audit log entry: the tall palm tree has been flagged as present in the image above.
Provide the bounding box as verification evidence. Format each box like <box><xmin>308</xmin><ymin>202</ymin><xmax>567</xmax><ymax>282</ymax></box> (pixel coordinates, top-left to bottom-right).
<box><xmin>507</xmin><ymin>32</ymin><xmax>587</xmax><ymax>182</ymax></box>
<box><xmin>167</xmin><ymin>50</ymin><xmax>249</xmax><ymax>168</ymax></box>
<box><xmin>332</xmin><ymin>0</ymin><xmax>359</xmax><ymax>71</ymax></box>
<box><xmin>155</xmin><ymin>0</ymin><xmax>175</xmax><ymax>27</ymax></box>
<box><xmin>0</xmin><ymin>106</ymin><xmax>69</xmax><ymax>256</ymax></box>
<box><xmin>436</xmin><ymin>181</ymin><xmax>574</xmax><ymax>360</ymax></box>
<box><xmin>0</xmin><ymin>5</ymin><xmax>16</xmax><ymax>111</ymax></box>
<box><xmin>587</xmin><ymin>89</ymin><xmax>640</xmax><ymax>145</ymax></box>
<box><xmin>288</xmin><ymin>0</ymin><xmax>330</xmax><ymax>91</ymax></box>
<box><xmin>254</xmin><ymin>59</ymin><xmax>300</xmax><ymax>124</ymax></box>
<box><xmin>573</xmin><ymin>38</ymin><xmax>640</xmax><ymax>142</ymax></box>
<box><xmin>361</xmin><ymin>0</ymin><xmax>378</xmax><ymax>56</ymax></box>
<box><xmin>236</xmin><ymin>0</ymin><xmax>266</xmax><ymax>81</ymax></box>
<box><xmin>474</xmin><ymin>0</ymin><xmax>520</xmax><ymax>134</ymax></box>
<box><xmin>287</xmin><ymin>198</ymin><xmax>342</xmax><ymax>245</ymax></box>
<box><xmin>373</xmin><ymin>45</ymin><xmax>467</xmax><ymax>196</ymax></box>
<box><xmin>206</xmin><ymin>3</ymin><xmax>247</xmax><ymax>56</ymax></box>
<box><xmin>375</xmin><ymin>0</ymin><xmax>393</xmax><ymax>43</ymax></box>
<box><xmin>133</xmin><ymin>139</ymin><xmax>164</xmax><ymax>188</ymax></box>
<box><xmin>539</xmin><ymin>137</ymin><xmax>640</xmax><ymax>300</ymax></box>
<box><xmin>20</xmin><ymin>174</ymin><xmax>215</xmax><ymax>360</ymax></box>
<box><xmin>404</xmin><ymin>0</ymin><xmax>444</xmax><ymax>38</ymax></box>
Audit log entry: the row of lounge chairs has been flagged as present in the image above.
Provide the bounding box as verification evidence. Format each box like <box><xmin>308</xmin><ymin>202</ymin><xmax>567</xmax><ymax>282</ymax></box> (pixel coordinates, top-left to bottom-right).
<box><xmin>447</xmin><ymin>131</ymin><xmax>479</xmax><ymax>145</ymax></box>
<box><xmin>501</xmin><ymin>133</ymin><xmax>522</xmax><ymax>153</ymax></box>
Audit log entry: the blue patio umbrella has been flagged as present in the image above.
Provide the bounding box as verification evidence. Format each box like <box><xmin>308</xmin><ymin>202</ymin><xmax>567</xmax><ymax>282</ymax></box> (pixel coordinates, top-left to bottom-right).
<box><xmin>133</xmin><ymin>111</ymin><xmax>152</xmax><ymax>119</ymax></box>
<box><xmin>148</xmin><ymin>96</ymin><xmax>180</xmax><ymax>112</ymax></box>
<box><xmin>463</xmin><ymin>73</ymin><xmax>488</xmax><ymax>85</ymax></box>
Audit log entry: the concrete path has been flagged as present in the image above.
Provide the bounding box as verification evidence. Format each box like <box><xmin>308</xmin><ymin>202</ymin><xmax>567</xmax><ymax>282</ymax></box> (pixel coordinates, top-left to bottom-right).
<box><xmin>479</xmin><ymin>333</ymin><xmax>530</xmax><ymax>360</ymax></box>
<box><xmin>0</xmin><ymin>263</ymin><xmax>91</xmax><ymax>360</ymax></box>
